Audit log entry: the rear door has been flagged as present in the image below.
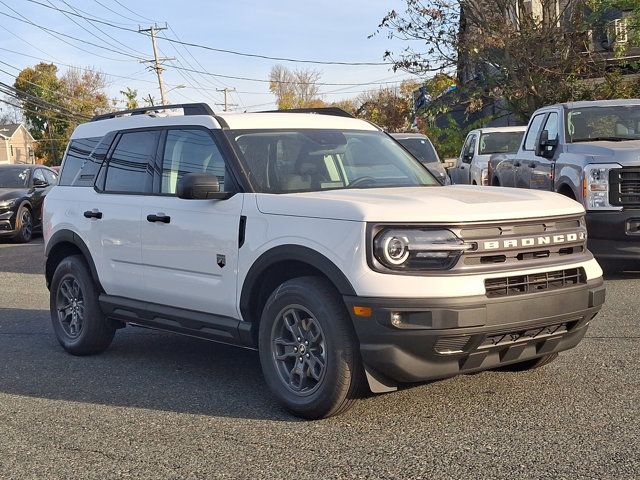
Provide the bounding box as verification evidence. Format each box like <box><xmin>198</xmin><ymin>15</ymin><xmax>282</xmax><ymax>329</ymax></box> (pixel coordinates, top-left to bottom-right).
<box><xmin>529</xmin><ymin>111</ymin><xmax>558</xmax><ymax>191</ymax></box>
<box><xmin>138</xmin><ymin>128</ymin><xmax>243</xmax><ymax>318</ymax></box>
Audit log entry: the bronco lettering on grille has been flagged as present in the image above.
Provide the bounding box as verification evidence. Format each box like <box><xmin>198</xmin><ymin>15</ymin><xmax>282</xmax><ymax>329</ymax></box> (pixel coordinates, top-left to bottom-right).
<box><xmin>483</xmin><ymin>232</ymin><xmax>586</xmax><ymax>250</ymax></box>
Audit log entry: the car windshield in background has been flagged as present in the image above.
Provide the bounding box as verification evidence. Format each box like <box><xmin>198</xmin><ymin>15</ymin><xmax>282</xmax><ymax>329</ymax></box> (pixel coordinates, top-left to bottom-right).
<box><xmin>0</xmin><ymin>167</ymin><xmax>29</xmax><ymax>188</ymax></box>
<box><xmin>567</xmin><ymin>105</ymin><xmax>640</xmax><ymax>143</ymax></box>
<box><xmin>395</xmin><ymin>137</ymin><xmax>439</xmax><ymax>163</ymax></box>
<box><xmin>226</xmin><ymin>129</ymin><xmax>438</xmax><ymax>193</ymax></box>
<box><xmin>479</xmin><ymin>131</ymin><xmax>524</xmax><ymax>155</ymax></box>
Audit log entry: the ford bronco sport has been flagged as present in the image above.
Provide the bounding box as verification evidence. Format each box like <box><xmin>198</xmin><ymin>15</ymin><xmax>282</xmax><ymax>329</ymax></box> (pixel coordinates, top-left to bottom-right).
<box><xmin>44</xmin><ymin>104</ymin><xmax>605</xmax><ymax>419</ymax></box>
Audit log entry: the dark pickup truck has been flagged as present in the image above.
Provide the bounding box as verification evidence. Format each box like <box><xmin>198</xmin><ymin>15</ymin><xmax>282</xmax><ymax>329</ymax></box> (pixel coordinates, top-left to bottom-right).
<box><xmin>489</xmin><ymin>99</ymin><xmax>640</xmax><ymax>269</ymax></box>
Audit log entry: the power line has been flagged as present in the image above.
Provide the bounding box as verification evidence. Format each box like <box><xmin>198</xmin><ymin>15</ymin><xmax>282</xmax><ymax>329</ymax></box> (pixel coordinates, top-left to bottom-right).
<box><xmin>24</xmin><ymin>0</ymin><xmax>388</xmax><ymax>67</ymax></box>
<box><xmin>111</xmin><ymin>0</ymin><xmax>158</xmax><ymax>24</ymax></box>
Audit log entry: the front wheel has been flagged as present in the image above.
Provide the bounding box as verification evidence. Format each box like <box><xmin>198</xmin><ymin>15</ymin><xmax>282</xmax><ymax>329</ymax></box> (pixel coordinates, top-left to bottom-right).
<box><xmin>14</xmin><ymin>205</ymin><xmax>33</xmax><ymax>243</ymax></box>
<box><xmin>258</xmin><ymin>276</ymin><xmax>363</xmax><ymax>419</ymax></box>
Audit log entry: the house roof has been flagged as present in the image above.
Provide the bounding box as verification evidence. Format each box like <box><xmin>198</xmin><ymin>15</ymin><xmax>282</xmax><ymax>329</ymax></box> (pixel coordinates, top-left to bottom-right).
<box><xmin>0</xmin><ymin>123</ymin><xmax>22</xmax><ymax>139</ymax></box>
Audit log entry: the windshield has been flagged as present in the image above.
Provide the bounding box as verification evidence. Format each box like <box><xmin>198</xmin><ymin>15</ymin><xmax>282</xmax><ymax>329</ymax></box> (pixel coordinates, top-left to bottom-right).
<box><xmin>395</xmin><ymin>137</ymin><xmax>439</xmax><ymax>163</ymax></box>
<box><xmin>479</xmin><ymin>131</ymin><xmax>524</xmax><ymax>154</ymax></box>
<box><xmin>226</xmin><ymin>129</ymin><xmax>439</xmax><ymax>193</ymax></box>
<box><xmin>0</xmin><ymin>167</ymin><xmax>29</xmax><ymax>188</ymax></box>
<box><xmin>567</xmin><ymin>105</ymin><xmax>640</xmax><ymax>143</ymax></box>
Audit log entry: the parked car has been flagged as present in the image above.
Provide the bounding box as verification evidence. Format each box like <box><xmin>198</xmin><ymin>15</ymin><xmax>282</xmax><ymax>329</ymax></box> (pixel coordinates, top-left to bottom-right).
<box><xmin>0</xmin><ymin>164</ymin><xmax>58</xmax><ymax>243</ymax></box>
<box><xmin>488</xmin><ymin>99</ymin><xmax>640</xmax><ymax>270</ymax></box>
<box><xmin>391</xmin><ymin>133</ymin><xmax>451</xmax><ymax>185</ymax></box>
<box><xmin>44</xmin><ymin>104</ymin><xmax>604</xmax><ymax>419</ymax></box>
<box><xmin>449</xmin><ymin>127</ymin><xmax>526</xmax><ymax>185</ymax></box>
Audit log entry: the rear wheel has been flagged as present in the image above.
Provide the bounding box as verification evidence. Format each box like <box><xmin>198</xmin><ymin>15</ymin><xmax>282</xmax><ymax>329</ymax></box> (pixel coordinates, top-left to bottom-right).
<box><xmin>499</xmin><ymin>352</ymin><xmax>558</xmax><ymax>371</ymax></box>
<box><xmin>258</xmin><ymin>276</ymin><xmax>363</xmax><ymax>419</ymax></box>
<box><xmin>13</xmin><ymin>205</ymin><xmax>33</xmax><ymax>243</ymax></box>
<box><xmin>50</xmin><ymin>255</ymin><xmax>115</xmax><ymax>355</ymax></box>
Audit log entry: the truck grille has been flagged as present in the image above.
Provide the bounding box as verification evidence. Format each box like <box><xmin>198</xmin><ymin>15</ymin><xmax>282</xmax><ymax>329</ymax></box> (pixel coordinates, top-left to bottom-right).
<box><xmin>610</xmin><ymin>168</ymin><xmax>640</xmax><ymax>206</ymax></box>
<box><xmin>453</xmin><ymin>215</ymin><xmax>588</xmax><ymax>272</ymax></box>
<box><xmin>485</xmin><ymin>267</ymin><xmax>586</xmax><ymax>298</ymax></box>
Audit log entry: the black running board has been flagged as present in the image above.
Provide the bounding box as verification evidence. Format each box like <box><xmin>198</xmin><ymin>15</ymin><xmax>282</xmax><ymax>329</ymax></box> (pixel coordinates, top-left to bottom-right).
<box><xmin>99</xmin><ymin>294</ymin><xmax>255</xmax><ymax>349</ymax></box>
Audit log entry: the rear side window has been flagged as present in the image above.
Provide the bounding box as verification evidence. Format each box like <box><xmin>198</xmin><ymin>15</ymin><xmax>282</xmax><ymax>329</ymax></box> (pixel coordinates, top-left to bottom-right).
<box><xmin>58</xmin><ymin>137</ymin><xmax>101</xmax><ymax>186</ymax></box>
<box><xmin>104</xmin><ymin>130</ymin><xmax>159</xmax><ymax>193</ymax></box>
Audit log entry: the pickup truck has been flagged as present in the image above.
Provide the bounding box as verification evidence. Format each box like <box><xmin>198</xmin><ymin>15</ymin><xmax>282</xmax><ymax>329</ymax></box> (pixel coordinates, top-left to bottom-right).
<box><xmin>489</xmin><ymin>99</ymin><xmax>640</xmax><ymax>269</ymax></box>
<box><xmin>449</xmin><ymin>127</ymin><xmax>525</xmax><ymax>185</ymax></box>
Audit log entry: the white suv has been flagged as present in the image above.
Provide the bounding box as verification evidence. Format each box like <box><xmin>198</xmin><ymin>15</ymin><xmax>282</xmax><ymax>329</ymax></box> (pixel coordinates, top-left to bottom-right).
<box><xmin>44</xmin><ymin>104</ymin><xmax>605</xmax><ymax>419</ymax></box>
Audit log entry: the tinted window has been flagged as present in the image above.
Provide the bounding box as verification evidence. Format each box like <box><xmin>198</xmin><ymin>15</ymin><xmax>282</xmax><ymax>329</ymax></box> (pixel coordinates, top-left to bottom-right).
<box><xmin>542</xmin><ymin>112</ymin><xmax>559</xmax><ymax>142</ymax></box>
<box><xmin>0</xmin><ymin>167</ymin><xmax>30</xmax><ymax>188</ymax></box>
<box><xmin>43</xmin><ymin>169</ymin><xmax>57</xmax><ymax>185</ymax></box>
<box><xmin>161</xmin><ymin>129</ymin><xmax>225</xmax><ymax>194</ymax></box>
<box><xmin>59</xmin><ymin>137</ymin><xmax>101</xmax><ymax>186</ymax></box>
<box><xmin>105</xmin><ymin>131</ymin><xmax>159</xmax><ymax>193</ymax></box>
<box><xmin>524</xmin><ymin>114</ymin><xmax>546</xmax><ymax>151</ymax></box>
<box><xmin>396</xmin><ymin>137</ymin><xmax>439</xmax><ymax>163</ymax></box>
<box><xmin>479</xmin><ymin>131</ymin><xmax>524</xmax><ymax>155</ymax></box>
<box><xmin>227</xmin><ymin>129</ymin><xmax>437</xmax><ymax>193</ymax></box>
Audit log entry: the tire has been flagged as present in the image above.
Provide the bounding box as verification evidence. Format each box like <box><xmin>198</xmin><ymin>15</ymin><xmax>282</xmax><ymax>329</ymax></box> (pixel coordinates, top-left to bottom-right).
<box><xmin>498</xmin><ymin>352</ymin><xmax>558</xmax><ymax>372</ymax></box>
<box><xmin>50</xmin><ymin>255</ymin><xmax>115</xmax><ymax>355</ymax></box>
<box><xmin>13</xmin><ymin>205</ymin><xmax>33</xmax><ymax>243</ymax></box>
<box><xmin>258</xmin><ymin>276</ymin><xmax>363</xmax><ymax>419</ymax></box>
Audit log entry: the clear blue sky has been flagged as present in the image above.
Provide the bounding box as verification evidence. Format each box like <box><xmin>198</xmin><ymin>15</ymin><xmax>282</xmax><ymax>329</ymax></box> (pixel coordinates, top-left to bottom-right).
<box><xmin>0</xmin><ymin>0</ymin><xmax>418</xmax><ymax>112</ymax></box>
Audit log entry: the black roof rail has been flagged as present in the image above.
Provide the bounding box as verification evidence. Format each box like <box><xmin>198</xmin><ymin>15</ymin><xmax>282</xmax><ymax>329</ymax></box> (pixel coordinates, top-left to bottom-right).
<box><xmin>258</xmin><ymin>107</ymin><xmax>355</xmax><ymax>119</ymax></box>
<box><xmin>91</xmin><ymin>103</ymin><xmax>214</xmax><ymax>122</ymax></box>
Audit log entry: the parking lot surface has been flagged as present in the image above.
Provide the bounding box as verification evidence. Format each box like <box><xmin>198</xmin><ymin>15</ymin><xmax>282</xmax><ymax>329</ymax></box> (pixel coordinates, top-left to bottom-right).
<box><xmin>0</xmin><ymin>238</ymin><xmax>638</xmax><ymax>479</ymax></box>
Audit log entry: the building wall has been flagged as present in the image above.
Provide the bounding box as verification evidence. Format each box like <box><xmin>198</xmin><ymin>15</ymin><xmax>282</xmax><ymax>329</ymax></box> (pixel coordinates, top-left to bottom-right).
<box><xmin>10</xmin><ymin>126</ymin><xmax>35</xmax><ymax>164</ymax></box>
<box><xmin>0</xmin><ymin>139</ymin><xmax>9</xmax><ymax>164</ymax></box>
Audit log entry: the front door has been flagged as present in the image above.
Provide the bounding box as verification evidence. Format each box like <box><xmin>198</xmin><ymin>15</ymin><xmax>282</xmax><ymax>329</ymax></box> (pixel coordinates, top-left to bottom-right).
<box><xmin>139</xmin><ymin>128</ymin><xmax>243</xmax><ymax>319</ymax></box>
<box><xmin>529</xmin><ymin>111</ymin><xmax>558</xmax><ymax>191</ymax></box>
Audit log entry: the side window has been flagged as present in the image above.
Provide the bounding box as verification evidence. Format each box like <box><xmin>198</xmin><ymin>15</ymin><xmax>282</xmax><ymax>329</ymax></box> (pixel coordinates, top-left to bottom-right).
<box><xmin>161</xmin><ymin>129</ymin><xmax>225</xmax><ymax>194</ymax></box>
<box><xmin>43</xmin><ymin>169</ymin><xmax>57</xmax><ymax>185</ymax></box>
<box><xmin>524</xmin><ymin>114</ymin><xmax>546</xmax><ymax>151</ymax></box>
<box><xmin>542</xmin><ymin>112</ymin><xmax>559</xmax><ymax>142</ymax></box>
<box><xmin>32</xmin><ymin>169</ymin><xmax>46</xmax><ymax>184</ymax></box>
<box><xmin>59</xmin><ymin>137</ymin><xmax>101</xmax><ymax>186</ymax></box>
<box><xmin>104</xmin><ymin>130</ymin><xmax>159</xmax><ymax>193</ymax></box>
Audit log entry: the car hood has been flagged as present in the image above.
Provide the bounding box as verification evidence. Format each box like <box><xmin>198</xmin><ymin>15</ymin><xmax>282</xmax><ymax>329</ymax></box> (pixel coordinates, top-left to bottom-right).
<box><xmin>256</xmin><ymin>185</ymin><xmax>584</xmax><ymax>223</ymax></box>
<box><xmin>0</xmin><ymin>188</ymin><xmax>26</xmax><ymax>201</ymax></box>
<box><xmin>566</xmin><ymin>140</ymin><xmax>640</xmax><ymax>164</ymax></box>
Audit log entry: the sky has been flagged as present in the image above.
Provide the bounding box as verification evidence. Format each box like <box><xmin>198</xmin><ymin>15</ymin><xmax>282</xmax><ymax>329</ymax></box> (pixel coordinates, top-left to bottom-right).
<box><xmin>0</xmin><ymin>0</ymin><xmax>419</xmax><ymax>114</ymax></box>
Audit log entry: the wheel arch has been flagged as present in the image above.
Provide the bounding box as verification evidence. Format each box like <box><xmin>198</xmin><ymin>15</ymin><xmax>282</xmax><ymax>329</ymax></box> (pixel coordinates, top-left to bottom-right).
<box><xmin>557</xmin><ymin>183</ymin><xmax>577</xmax><ymax>200</ymax></box>
<box><xmin>239</xmin><ymin>245</ymin><xmax>356</xmax><ymax>343</ymax></box>
<box><xmin>45</xmin><ymin>229</ymin><xmax>102</xmax><ymax>292</ymax></box>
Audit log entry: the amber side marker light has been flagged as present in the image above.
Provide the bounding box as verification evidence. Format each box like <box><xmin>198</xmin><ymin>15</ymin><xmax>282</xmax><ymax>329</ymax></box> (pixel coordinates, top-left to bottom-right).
<box><xmin>353</xmin><ymin>306</ymin><xmax>373</xmax><ymax>317</ymax></box>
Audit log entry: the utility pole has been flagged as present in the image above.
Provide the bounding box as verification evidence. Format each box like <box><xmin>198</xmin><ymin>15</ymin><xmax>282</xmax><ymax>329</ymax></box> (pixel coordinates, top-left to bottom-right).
<box><xmin>215</xmin><ymin>87</ymin><xmax>238</xmax><ymax>112</ymax></box>
<box><xmin>139</xmin><ymin>24</ymin><xmax>174</xmax><ymax>106</ymax></box>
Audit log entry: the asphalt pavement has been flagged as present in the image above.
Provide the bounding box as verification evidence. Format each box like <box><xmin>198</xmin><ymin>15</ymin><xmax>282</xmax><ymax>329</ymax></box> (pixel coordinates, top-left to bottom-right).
<box><xmin>0</xmin><ymin>238</ymin><xmax>638</xmax><ymax>479</ymax></box>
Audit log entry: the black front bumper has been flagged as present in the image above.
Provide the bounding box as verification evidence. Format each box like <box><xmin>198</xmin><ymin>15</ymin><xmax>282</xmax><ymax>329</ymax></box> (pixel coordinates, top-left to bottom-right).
<box><xmin>344</xmin><ymin>279</ymin><xmax>605</xmax><ymax>387</ymax></box>
<box><xmin>586</xmin><ymin>210</ymin><xmax>640</xmax><ymax>261</ymax></box>
<box><xmin>0</xmin><ymin>208</ymin><xmax>17</xmax><ymax>235</ymax></box>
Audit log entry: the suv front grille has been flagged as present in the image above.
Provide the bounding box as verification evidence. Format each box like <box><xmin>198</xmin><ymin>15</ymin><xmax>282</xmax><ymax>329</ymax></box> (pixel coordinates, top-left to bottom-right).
<box><xmin>610</xmin><ymin>168</ymin><xmax>640</xmax><ymax>206</ymax></box>
<box><xmin>485</xmin><ymin>267</ymin><xmax>586</xmax><ymax>298</ymax></box>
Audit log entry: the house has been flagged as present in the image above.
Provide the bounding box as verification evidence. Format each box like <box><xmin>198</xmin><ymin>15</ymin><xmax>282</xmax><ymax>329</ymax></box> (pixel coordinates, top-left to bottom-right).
<box><xmin>0</xmin><ymin>123</ymin><xmax>36</xmax><ymax>164</ymax></box>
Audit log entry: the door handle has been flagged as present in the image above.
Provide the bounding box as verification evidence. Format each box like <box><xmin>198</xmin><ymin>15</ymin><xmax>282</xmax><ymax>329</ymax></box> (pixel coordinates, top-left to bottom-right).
<box><xmin>83</xmin><ymin>210</ymin><xmax>103</xmax><ymax>219</ymax></box>
<box><xmin>513</xmin><ymin>162</ymin><xmax>521</xmax><ymax>167</ymax></box>
<box><xmin>147</xmin><ymin>213</ymin><xmax>171</xmax><ymax>224</ymax></box>
<box><xmin>529</xmin><ymin>163</ymin><xmax>537</xmax><ymax>168</ymax></box>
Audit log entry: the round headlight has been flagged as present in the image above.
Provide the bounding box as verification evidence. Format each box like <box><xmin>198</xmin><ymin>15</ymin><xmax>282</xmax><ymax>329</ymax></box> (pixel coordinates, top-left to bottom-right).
<box><xmin>383</xmin><ymin>235</ymin><xmax>409</xmax><ymax>265</ymax></box>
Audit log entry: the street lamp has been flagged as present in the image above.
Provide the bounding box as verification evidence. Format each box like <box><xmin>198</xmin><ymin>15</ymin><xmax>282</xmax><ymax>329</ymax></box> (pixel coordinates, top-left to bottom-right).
<box><xmin>167</xmin><ymin>84</ymin><xmax>186</xmax><ymax>93</ymax></box>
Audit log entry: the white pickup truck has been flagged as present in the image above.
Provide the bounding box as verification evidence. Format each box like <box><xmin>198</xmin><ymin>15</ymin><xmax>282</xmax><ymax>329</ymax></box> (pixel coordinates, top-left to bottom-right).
<box><xmin>449</xmin><ymin>126</ymin><xmax>526</xmax><ymax>185</ymax></box>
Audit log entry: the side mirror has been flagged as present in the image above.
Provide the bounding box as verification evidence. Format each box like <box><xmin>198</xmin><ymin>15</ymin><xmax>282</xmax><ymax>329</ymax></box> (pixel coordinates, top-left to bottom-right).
<box><xmin>33</xmin><ymin>178</ymin><xmax>49</xmax><ymax>188</ymax></box>
<box><xmin>176</xmin><ymin>173</ymin><xmax>233</xmax><ymax>200</ymax></box>
<box><xmin>462</xmin><ymin>152</ymin><xmax>474</xmax><ymax>164</ymax></box>
<box><xmin>536</xmin><ymin>130</ymin><xmax>558</xmax><ymax>159</ymax></box>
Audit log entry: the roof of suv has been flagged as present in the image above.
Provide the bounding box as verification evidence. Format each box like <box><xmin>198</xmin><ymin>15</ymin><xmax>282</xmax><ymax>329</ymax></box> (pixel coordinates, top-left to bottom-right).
<box><xmin>71</xmin><ymin>104</ymin><xmax>378</xmax><ymax>140</ymax></box>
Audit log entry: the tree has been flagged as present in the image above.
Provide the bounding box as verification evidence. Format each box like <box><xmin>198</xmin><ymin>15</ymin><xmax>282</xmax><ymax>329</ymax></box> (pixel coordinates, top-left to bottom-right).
<box><xmin>13</xmin><ymin>63</ymin><xmax>109</xmax><ymax>165</ymax></box>
<box><xmin>269</xmin><ymin>65</ymin><xmax>324</xmax><ymax>109</ymax></box>
<box><xmin>120</xmin><ymin>87</ymin><xmax>139</xmax><ymax>110</ymax></box>
<box><xmin>354</xmin><ymin>81</ymin><xmax>420</xmax><ymax>132</ymax></box>
<box><xmin>376</xmin><ymin>1</ymin><xmax>640</xmax><ymax>121</ymax></box>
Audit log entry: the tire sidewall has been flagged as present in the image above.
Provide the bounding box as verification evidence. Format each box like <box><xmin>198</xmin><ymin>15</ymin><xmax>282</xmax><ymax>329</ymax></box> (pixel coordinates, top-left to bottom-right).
<box><xmin>258</xmin><ymin>278</ymin><xmax>358</xmax><ymax>417</ymax></box>
<box><xmin>14</xmin><ymin>205</ymin><xmax>32</xmax><ymax>243</ymax></box>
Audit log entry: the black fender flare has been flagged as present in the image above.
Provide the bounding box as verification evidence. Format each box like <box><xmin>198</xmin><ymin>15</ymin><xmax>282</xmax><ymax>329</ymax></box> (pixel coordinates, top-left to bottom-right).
<box><xmin>45</xmin><ymin>229</ymin><xmax>102</xmax><ymax>291</ymax></box>
<box><xmin>239</xmin><ymin>245</ymin><xmax>356</xmax><ymax>319</ymax></box>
